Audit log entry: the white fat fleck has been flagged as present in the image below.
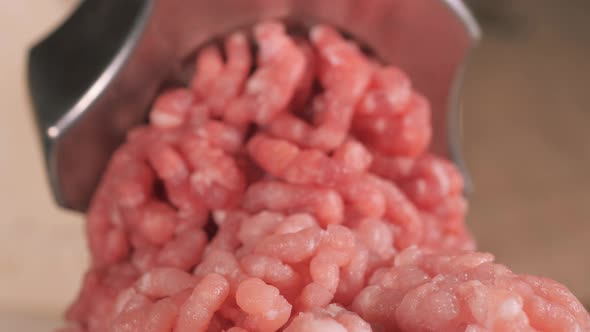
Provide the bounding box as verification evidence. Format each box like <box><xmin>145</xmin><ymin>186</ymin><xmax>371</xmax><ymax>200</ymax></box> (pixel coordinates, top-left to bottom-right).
<box><xmin>229</xmin><ymin>32</ymin><xmax>247</xmax><ymax>45</ymax></box>
<box><xmin>374</xmin><ymin>119</ymin><xmax>387</xmax><ymax>132</ymax></box>
<box><xmin>264</xmin><ymin>309</ymin><xmax>279</xmax><ymax>320</ymax></box>
<box><xmin>498</xmin><ymin>297</ymin><xmax>523</xmax><ymax>319</ymax></box>
<box><xmin>247</xmin><ymin>76</ymin><xmax>265</xmax><ymax>94</ymax></box>
<box><xmin>394</xmin><ymin>245</ymin><xmax>420</xmax><ymax>267</ymax></box>
<box><xmin>386</xmin><ymin>91</ymin><xmax>399</xmax><ymax>105</ymax></box>
<box><xmin>223</xmin><ymin>129</ymin><xmax>239</xmax><ymax>142</ymax></box>
<box><xmin>110</xmin><ymin>208</ymin><xmax>123</xmax><ymax>227</ymax></box>
<box><xmin>325</xmin><ymin>303</ymin><xmax>345</xmax><ymax>317</ymax></box>
<box><xmin>122</xmin><ymin>191</ymin><xmax>146</xmax><ymax>207</ymax></box>
<box><xmin>195</xmin><ymin>128</ymin><xmax>208</xmax><ymax>139</ymax></box>
<box><xmin>348</xmin><ymin>141</ymin><xmax>367</xmax><ymax>161</ymax></box>
<box><xmin>432</xmin><ymin>274</ymin><xmax>445</xmax><ymax>283</ymax></box>
<box><xmin>190</xmin><ymin>171</ymin><xmax>215</xmax><ymax>193</ymax></box>
<box><xmin>325</xmin><ymin>190</ymin><xmax>342</xmax><ymax>207</ymax></box>
<box><xmin>464</xmin><ymin>324</ymin><xmax>486</xmax><ymax>332</ymax></box>
<box><xmin>190</xmin><ymin>172</ymin><xmax>210</xmax><ymax>185</ymax></box>
<box><xmin>288</xmin><ymin>61</ymin><xmax>306</xmax><ymax>81</ymax></box>
<box><xmin>572</xmin><ymin>324</ymin><xmax>583</xmax><ymax>332</ymax></box>
<box><xmin>386</xmin><ymin>88</ymin><xmax>409</xmax><ymax>108</ymax></box>
<box><xmin>432</xmin><ymin>162</ymin><xmax>450</xmax><ymax>194</ymax></box>
<box><xmin>310</xmin><ymin>26</ymin><xmax>323</xmax><ymax>43</ymax></box>
<box><xmin>306</xmin><ymin>236</ymin><xmax>318</xmax><ymax>253</ymax></box>
<box><xmin>288</xmin><ymin>121</ymin><xmax>306</xmax><ymax>138</ymax></box>
<box><xmin>305</xmin><ymin>318</ymin><xmax>347</xmax><ymax>332</ymax></box>
<box><xmin>259</xmin><ymin>38</ymin><xmax>288</xmax><ymax>62</ymax></box>
<box><xmin>152</xmin><ymin>110</ymin><xmax>182</xmax><ymax>128</ymax></box>
<box><xmin>213</xmin><ymin>210</ymin><xmax>227</xmax><ymax>223</ymax></box>
<box><xmin>113</xmin><ymin>289</ymin><xmax>137</xmax><ymax>314</ymax></box>
<box><xmin>415</xmin><ymin>180</ymin><xmax>427</xmax><ymax>197</ymax></box>
<box><xmin>362</xmin><ymin>94</ymin><xmax>377</xmax><ymax>113</ymax></box>
<box><xmin>136</xmin><ymin>274</ymin><xmax>151</xmax><ymax>291</ymax></box>
<box><xmin>464</xmin><ymin>281</ymin><xmax>487</xmax><ymax>324</ymax></box>
<box><xmin>313</xmin><ymin>96</ymin><xmax>326</xmax><ymax>111</ymax></box>
<box><xmin>213</xmin><ymin>266</ymin><xmax>228</xmax><ymax>275</ymax></box>
<box><xmin>324</xmin><ymin>45</ymin><xmax>346</xmax><ymax>65</ymax></box>
<box><xmin>278</xmin><ymin>214</ymin><xmax>316</xmax><ymax>234</ymax></box>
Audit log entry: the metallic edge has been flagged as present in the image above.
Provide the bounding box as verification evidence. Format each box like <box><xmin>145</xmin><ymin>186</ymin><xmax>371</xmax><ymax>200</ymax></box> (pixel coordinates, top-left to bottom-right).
<box><xmin>441</xmin><ymin>0</ymin><xmax>482</xmax><ymax>194</ymax></box>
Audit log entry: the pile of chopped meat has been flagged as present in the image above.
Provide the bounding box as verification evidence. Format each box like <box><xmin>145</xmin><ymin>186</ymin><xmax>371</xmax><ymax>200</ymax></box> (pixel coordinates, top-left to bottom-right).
<box><xmin>60</xmin><ymin>21</ymin><xmax>590</xmax><ymax>332</ymax></box>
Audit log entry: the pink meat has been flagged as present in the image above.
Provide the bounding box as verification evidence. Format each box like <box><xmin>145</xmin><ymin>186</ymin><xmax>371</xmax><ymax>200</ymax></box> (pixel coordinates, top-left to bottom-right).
<box><xmin>62</xmin><ymin>20</ymin><xmax>589</xmax><ymax>332</ymax></box>
<box><xmin>235</xmin><ymin>278</ymin><xmax>292</xmax><ymax>331</ymax></box>
<box><xmin>176</xmin><ymin>273</ymin><xmax>230</xmax><ymax>332</ymax></box>
<box><xmin>352</xmin><ymin>247</ymin><xmax>590</xmax><ymax>331</ymax></box>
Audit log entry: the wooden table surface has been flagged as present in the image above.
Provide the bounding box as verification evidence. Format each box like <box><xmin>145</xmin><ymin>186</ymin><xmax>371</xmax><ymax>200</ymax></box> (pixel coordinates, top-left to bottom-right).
<box><xmin>0</xmin><ymin>0</ymin><xmax>588</xmax><ymax>330</ymax></box>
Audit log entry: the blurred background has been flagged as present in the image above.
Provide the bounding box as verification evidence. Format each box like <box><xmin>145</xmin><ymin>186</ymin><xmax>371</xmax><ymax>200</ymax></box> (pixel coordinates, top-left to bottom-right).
<box><xmin>0</xmin><ymin>0</ymin><xmax>588</xmax><ymax>329</ymax></box>
<box><xmin>463</xmin><ymin>0</ymin><xmax>590</xmax><ymax>308</ymax></box>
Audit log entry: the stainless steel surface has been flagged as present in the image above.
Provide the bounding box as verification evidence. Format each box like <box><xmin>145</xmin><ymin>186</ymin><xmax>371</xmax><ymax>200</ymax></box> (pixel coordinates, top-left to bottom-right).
<box><xmin>28</xmin><ymin>0</ymin><xmax>480</xmax><ymax>211</ymax></box>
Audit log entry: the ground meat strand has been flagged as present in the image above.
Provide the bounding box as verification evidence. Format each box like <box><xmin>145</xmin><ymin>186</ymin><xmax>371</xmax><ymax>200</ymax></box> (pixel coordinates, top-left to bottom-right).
<box><xmin>352</xmin><ymin>247</ymin><xmax>590</xmax><ymax>332</ymax></box>
<box><xmin>62</xmin><ymin>20</ymin><xmax>590</xmax><ymax>332</ymax></box>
